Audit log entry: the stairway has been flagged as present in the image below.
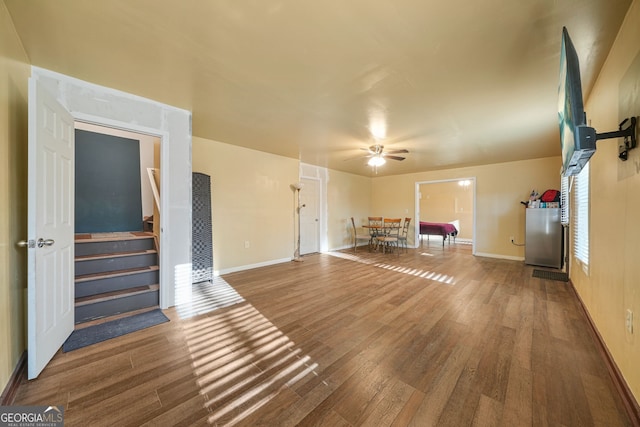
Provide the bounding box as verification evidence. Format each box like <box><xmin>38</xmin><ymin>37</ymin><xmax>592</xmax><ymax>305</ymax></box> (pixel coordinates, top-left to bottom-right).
<box><xmin>74</xmin><ymin>232</ymin><xmax>159</xmax><ymax>325</ymax></box>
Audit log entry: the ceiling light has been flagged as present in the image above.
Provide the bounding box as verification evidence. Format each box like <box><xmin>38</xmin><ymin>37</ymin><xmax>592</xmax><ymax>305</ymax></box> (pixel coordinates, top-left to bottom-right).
<box><xmin>368</xmin><ymin>155</ymin><xmax>386</xmax><ymax>167</ymax></box>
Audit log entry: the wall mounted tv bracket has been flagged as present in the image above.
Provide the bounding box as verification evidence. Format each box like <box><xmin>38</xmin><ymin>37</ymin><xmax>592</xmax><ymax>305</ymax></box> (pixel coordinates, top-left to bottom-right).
<box><xmin>595</xmin><ymin>117</ymin><xmax>637</xmax><ymax>161</ymax></box>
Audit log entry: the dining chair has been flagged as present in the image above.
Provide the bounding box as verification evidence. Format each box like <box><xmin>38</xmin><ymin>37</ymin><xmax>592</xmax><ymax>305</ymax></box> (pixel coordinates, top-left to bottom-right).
<box><xmin>376</xmin><ymin>218</ymin><xmax>402</xmax><ymax>254</ymax></box>
<box><xmin>368</xmin><ymin>217</ymin><xmax>383</xmax><ymax>233</ymax></box>
<box><xmin>398</xmin><ymin>217</ymin><xmax>411</xmax><ymax>252</ymax></box>
<box><xmin>351</xmin><ymin>217</ymin><xmax>372</xmax><ymax>252</ymax></box>
<box><xmin>367</xmin><ymin>216</ymin><xmax>383</xmax><ymax>251</ymax></box>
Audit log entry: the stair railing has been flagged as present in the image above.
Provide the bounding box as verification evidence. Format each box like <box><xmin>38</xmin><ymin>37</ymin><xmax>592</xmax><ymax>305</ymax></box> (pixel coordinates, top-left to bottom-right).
<box><xmin>147</xmin><ymin>167</ymin><xmax>161</xmax><ymax>255</ymax></box>
<box><xmin>147</xmin><ymin>168</ymin><xmax>160</xmax><ymax>211</ymax></box>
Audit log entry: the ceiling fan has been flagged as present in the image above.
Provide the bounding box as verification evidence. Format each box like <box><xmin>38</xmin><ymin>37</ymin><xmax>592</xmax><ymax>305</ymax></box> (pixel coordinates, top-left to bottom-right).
<box><xmin>360</xmin><ymin>144</ymin><xmax>409</xmax><ymax>166</ymax></box>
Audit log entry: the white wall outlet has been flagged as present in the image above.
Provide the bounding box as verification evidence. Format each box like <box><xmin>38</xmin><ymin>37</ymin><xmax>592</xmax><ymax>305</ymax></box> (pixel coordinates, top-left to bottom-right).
<box><xmin>244</xmin><ymin>240</ymin><xmax>250</xmax><ymax>249</ymax></box>
<box><xmin>509</xmin><ymin>236</ymin><xmax>514</xmax><ymax>242</ymax></box>
<box><xmin>626</xmin><ymin>309</ymin><xmax>633</xmax><ymax>334</ymax></box>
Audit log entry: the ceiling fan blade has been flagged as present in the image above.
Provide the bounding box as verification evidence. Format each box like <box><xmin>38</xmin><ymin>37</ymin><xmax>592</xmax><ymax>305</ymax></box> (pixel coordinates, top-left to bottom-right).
<box><xmin>343</xmin><ymin>153</ymin><xmax>374</xmax><ymax>161</ymax></box>
<box><xmin>351</xmin><ymin>144</ymin><xmax>408</xmax><ymax>162</ymax></box>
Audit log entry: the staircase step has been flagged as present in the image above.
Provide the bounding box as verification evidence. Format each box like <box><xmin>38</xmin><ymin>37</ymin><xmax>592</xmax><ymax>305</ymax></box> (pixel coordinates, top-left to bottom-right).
<box><xmin>75</xmin><ymin>233</ymin><xmax>155</xmax><ymax>257</ymax></box>
<box><xmin>75</xmin><ymin>266</ymin><xmax>159</xmax><ymax>298</ymax></box>
<box><xmin>75</xmin><ymin>250</ymin><xmax>158</xmax><ymax>276</ymax></box>
<box><xmin>73</xmin><ymin>232</ymin><xmax>160</xmax><ymax>325</ymax></box>
<box><xmin>75</xmin><ymin>285</ymin><xmax>159</xmax><ymax>324</ymax></box>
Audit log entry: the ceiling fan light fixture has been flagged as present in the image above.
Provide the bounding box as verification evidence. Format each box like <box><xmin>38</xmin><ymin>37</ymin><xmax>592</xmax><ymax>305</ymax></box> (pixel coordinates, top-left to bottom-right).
<box><xmin>368</xmin><ymin>155</ymin><xmax>386</xmax><ymax>167</ymax></box>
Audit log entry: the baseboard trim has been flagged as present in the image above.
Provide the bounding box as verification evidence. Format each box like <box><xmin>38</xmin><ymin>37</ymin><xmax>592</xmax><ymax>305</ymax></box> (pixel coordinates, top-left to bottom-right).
<box><xmin>569</xmin><ymin>281</ymin><xmax>640</xmax><ymax>426</ymax></box>
<box><xmin>473</xmin><ymin>252</ymin><xmax>524</xmax><ymax>262</ymax></box>
<box><xmin>215</xmin><ymin>257</ymin><xmax>291</xmax><ymax>275</ymax></box>
<box><xmin>0</xmin><ymin>351</ymin><xmax>26</xmax><ymax>406</ymax></box>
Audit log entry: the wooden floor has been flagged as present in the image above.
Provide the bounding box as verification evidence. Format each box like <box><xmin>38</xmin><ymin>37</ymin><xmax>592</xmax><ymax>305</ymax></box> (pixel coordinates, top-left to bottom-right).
<box><xmin>14</xmin><ymin>243</ymin><xmax>634</xmax><ymax>426</ymax></box>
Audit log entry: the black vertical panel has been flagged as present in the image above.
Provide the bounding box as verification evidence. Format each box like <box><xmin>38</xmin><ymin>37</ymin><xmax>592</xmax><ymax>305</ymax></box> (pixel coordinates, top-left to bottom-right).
<box><xmin>75</xmin><ymin>129</ymin><xmax>143</xmax><ymax>233</ymax></box>
<box><xmin>192</xmin><ymin>172</ymin><xmax>213</xmax><ymax>283</ymax></box>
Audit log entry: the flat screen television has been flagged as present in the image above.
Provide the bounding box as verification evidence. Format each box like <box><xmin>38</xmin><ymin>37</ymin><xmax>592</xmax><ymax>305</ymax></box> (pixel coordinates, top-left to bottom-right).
<box><xmin>558</xmin><ymin>27</ymin><xmax>596</xmax><ymax>177</ymax></box>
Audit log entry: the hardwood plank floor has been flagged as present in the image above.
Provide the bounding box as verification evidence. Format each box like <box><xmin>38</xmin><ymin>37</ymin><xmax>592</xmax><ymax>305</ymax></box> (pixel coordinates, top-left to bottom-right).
<box><xmin>13</xmin><ymin>243</ymin><xmax>634</xmax><ymax>426</ymax></box>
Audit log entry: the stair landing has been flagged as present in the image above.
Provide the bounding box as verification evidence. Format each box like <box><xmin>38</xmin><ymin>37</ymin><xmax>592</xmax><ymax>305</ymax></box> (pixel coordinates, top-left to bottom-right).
<box><xmin>75</xmin><ymin>231</ymin><xmax>153</xmax><ymax>241</ymax></box>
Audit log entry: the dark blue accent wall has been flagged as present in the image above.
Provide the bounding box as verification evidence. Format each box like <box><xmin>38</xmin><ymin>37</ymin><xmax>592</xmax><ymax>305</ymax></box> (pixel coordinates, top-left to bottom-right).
<box><xmin>75</xmin><ymin>129</ymin><xmax>143</xmax><ymax>233</ymax></box>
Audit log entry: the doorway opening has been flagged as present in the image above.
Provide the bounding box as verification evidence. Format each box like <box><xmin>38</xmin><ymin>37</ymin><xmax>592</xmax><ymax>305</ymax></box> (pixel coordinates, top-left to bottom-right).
<box><xmin>73</xmin><ymin>122</ymin><xmax>162</xmax><ymax>328</ymax></box>
<box><xmin>415</xmin><ymin>178</ymin><xmax>476</xmax><ymax>254</ymax></box>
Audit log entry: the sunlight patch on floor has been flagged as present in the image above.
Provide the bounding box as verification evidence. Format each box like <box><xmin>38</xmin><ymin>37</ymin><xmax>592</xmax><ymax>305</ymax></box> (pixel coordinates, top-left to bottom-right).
<box><xmin>176</xmin><ymin>276</ymin><xmax>245</xmax><ymax>319</ymax></box>
<box><xmin>328</xmin><ymin>251</ymin><xmax>457</xmax><ymax>285</ymax></box>
<box><xmin>180</xmin><ymin>280</ymin><xmax>320</xmax><ymax>425</ymax></box>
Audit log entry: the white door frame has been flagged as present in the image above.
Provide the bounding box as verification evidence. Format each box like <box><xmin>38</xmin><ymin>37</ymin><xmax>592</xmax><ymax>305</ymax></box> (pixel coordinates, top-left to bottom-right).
<box><xmin>31</xmin><ymin>67</ymin><xmax>192</xmax><ymax>310</ymax></box>
<box><xmin>414</xmin><ymin>177</ymin><xmax>477</xmax><ymax>254</ymax></box>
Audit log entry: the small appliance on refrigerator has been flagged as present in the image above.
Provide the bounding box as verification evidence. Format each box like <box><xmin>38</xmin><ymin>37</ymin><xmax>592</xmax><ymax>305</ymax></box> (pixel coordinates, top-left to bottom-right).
<box><xmin>525</xmin><ymin>208</ymin><xmax>563</xmax><ymax>269</ymax></box>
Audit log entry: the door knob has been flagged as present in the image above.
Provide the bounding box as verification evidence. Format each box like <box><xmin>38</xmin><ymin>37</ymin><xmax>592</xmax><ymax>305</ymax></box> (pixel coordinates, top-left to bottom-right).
<box><xmin>37</xmin><ymin>238</ymin><xmax>55</xmax><ymax>248</ymax></box>
<box><xmin>17</xmin><ymin>239</ymin><xmax>55</xmax><ymax>248</ymax></box>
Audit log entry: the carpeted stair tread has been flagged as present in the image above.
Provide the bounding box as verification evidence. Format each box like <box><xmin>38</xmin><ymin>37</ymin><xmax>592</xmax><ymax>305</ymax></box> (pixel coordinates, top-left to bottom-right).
<box><xmin>75</xmin><ymin>284</ymin><xmax>159</xmax><ymax>306</ymax></box>
<box><xmin>75</xmin><ymin>249</ymin><xmax>157</xmax><ymax>261</ymax></box>
<box><xmin>75</xmin><ymin>265</ymin><xmax>159</xmax><ymax>282</ymax></box>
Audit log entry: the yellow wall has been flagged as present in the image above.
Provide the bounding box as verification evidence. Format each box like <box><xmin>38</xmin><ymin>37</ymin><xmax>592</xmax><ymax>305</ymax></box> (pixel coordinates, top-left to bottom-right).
<box><xmin>371</xmin><ymin>157</ymin><xmax>561</xmax><ymax>256</ymax></box>
<box><xmin>327</xmin><ymin>169</ymin><xmax>372</xmax><ymax>250</ymax></box>
<box><xmin>192</xmin><ymin>137</ymin><xmax>299</xmax><ymax>273</ymax></box>
<box><xmin>572</xmin><ymin>0</ymin><xmax>640</xmax><ymax>401</ymax></box>
<box><xmin>420</xmin><ymin>180</ymin><xmax>474</xmax><ymax>240</ymax></box>
<box><xmin>193</xmin><ymin>139</ymin><xmax>373</xmax><ymax>267</ymax></box>
<box><xmin>0</xmin><ymin>0</ymin><xmax>29</xmax><ymax>395</ymax></box>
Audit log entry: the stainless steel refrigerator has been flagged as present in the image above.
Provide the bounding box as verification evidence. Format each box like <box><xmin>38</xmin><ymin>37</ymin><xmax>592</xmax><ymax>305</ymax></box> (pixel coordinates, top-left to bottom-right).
<box><xmin>525</xmin><ymin>208</ymin><xmax>563</xmax><ymax>268</ymax></box>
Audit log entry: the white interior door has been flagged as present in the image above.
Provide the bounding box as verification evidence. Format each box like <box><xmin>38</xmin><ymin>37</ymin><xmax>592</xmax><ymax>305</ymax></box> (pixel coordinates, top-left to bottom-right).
<box><xmin>300</xmin><ymin>178</ymin><xmax>319</xmax><ymax>255</ymax></box>
<box><xmin>27</xmin><ymin>79</ymin><xmax>75</xmax><ymax>379</ymax></box>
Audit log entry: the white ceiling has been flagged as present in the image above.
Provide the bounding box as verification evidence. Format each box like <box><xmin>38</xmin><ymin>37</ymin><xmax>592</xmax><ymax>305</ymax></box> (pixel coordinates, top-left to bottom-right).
<box><xmin>4</xmin><ymin>0</ymin><xmax>632</xmax><ymax>176</ymax></box>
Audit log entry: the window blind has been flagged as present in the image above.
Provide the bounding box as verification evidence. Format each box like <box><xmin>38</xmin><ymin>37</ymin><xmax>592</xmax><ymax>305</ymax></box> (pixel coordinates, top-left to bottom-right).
<box><xmin>573</xmin><ymin>162</ymin><xmax>589</xmax><ymax>269</ymax></box>
<box><xmin>561</xmin><ymin>174</ymin><xmax>569</xmax><ymax>225</ymax></box>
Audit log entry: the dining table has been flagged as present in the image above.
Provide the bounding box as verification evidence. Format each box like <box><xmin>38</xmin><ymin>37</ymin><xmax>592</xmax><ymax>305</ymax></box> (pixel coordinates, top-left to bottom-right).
<box><xmin>363</xmin><ymin>219</ymin><xmax>401</xmax><ymax>253</ymax></box>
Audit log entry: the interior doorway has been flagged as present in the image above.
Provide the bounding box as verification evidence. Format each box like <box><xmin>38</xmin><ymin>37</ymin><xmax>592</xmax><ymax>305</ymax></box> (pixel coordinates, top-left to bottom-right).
<box><xmin>72</xmin><ymin>122</ymin><xmax>162</xmax><ymax>327</ymax></box>
<box><xmin>415</xmin><ymin>178</ymin><xmax>476</xmax><ymax>254</ymax></box>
